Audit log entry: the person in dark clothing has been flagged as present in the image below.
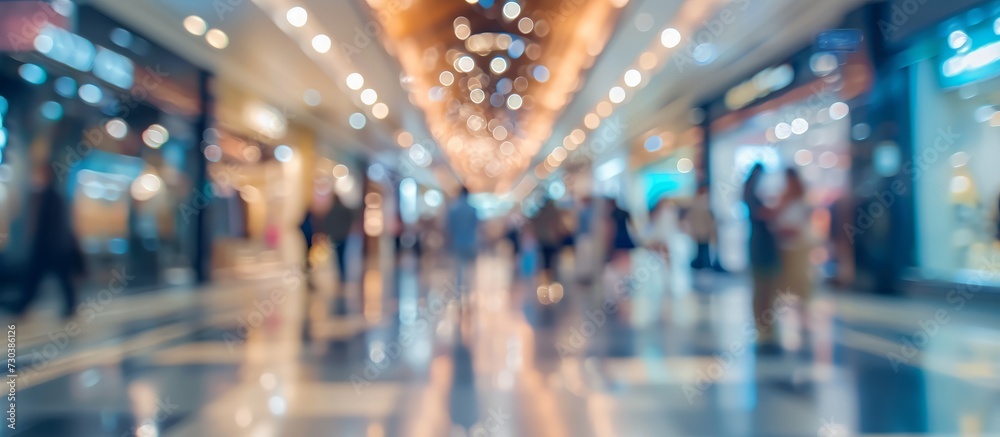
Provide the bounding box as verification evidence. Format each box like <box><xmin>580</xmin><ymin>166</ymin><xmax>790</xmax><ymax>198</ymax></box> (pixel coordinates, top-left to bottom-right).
<box><xmin>14</xmin><ymin>167</ymin><xmax>82</xmax><ymax>318</ymax></box>
<box><xmin>744</xmin><ymin>164</ymin><xmax>781</xmax><ymax>350</ymax></box>
<box><xmin>325</xmin><ymin>193</ymin><xmax>355</xmax><ymax>286</ymax></box>
<box><xmin>533</xmin><ymin>198</ymin><xmax>567</xmax><ymax>285</ymax></box>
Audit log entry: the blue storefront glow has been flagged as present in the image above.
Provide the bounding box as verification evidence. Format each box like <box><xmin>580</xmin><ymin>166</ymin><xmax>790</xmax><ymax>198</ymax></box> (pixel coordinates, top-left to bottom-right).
<box><xmin>939</xmin><ymin>19</ymin><xmax>1000</xmax><ymax>88</ymax></box>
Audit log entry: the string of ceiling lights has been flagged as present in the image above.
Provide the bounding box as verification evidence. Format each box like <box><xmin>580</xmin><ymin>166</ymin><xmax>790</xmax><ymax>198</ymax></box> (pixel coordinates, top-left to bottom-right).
<box><xmin>533</xmin><ymin>0</ymin><xmax>731</xmax><ymax>183</ymax></box>
<box><xmin>183</xmin><ymin>0</ymin><xmax>395</xmax><ymax>135</ymax></box>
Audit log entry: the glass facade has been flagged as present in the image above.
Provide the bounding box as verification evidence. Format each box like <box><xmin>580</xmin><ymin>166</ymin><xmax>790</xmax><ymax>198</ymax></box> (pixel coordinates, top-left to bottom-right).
<box><xmin>0</xmin><ymin>5</ymin><xmax>207</xmax><ymax>288</ymax></box>
<box><xmin>911</xmin><ymin>15</ymin><xmax>1000</xmax><ymax>283</ymax></box>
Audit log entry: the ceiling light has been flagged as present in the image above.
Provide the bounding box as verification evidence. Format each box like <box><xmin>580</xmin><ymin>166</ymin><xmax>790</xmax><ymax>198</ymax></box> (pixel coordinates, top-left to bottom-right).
<box><xmin>372</xmin><ymin>103</ymin><xmax>389</xmax><ymax>119</ymax></box>
<box><xmin>303</xmin><ymin>89</ymin><xmax>321</xmax><ymax>106</ymax></box>
<box><xmin>105</xmin><ymin>118</ymin><xmax>128</xmax><ymax>139</ymax></box>
<box><xmin>596</xmin><ymin>102</ymin><xmax>613</xmax><ymax>117</ymax></box>
<box><xmin>346</xmin><ymin>73</ymin><xmax>364</xmax><ymax>90</ymax></box>
<box><xmin>533</xmin><ymin>65</ymin><xmax>550</xmax><ymax>82</ymax></box>
<box><xmin>349</xmin><ymin>113</ymin><xmax>366</xmax><ymax>129</ymax></box>
<box><xmin>507</xmin><ymin>94</ymin><xmax>523</xmax><ymax>110</ymax></box>
<box><xmin>830</xmin><ymin>102</ymin><xmax>849</xmax><ymax>120</ymax></box>
<box><xmin>791</xmin><ymin>118</ymin><xmax>809</xmax><ymax>135</ymax></box>
<box><xmin>676</xmin><ymin>158</ymin><xmax>694</xmax><ymax>173</ymax></box>
<box><xmin>644</xmin><ymin>136</ymin><xmax>662</xmax><ymax>152</ymax></box>
<box><xmin>360</xmin><ymin>89</ymin><xmax>377</xmax><ymax>105</ymax></box>
<box><xmin>639</xmin><ymin>51</ymin><xmax>658</xmax><ymax>70</ymax></box>
<box><xmin>775</xmin><ymin>122</ymin><xmax>791</xmax><ymax>140</ymax></box>
<box><xmin>286</xmin><ymin>7</ymin><xmax>308</xmax><ymax>27</ymax></box>
<box><xmin>183</xmin><ymin>16</ymin><xmax>207</xmax><ymax>36</ymax></box>
<box><xmin>502</xmin><ymin>2</ymin><xmax>521</xmax><ymax>20</ymax></box>
<box><xmin>609</xmin><ymin>86</ymin><xmax>626</xmax><ymax>104</ymax></box>
<box><xmin>206</xmin><ymin>29</ymin><xmax>229</xmax><ymax>49</ymax></box>
<box><xmin>490</xmin><ymin>57</ymin><xmax>509</xmax><ymax>74</ymax></box>
<box><xmin>470</xmin><ymin>89</ymin><xmax>486</xmax><ymax>103</ymax></box>
<box><xmin>397</xmin><ymin>131</ymin><xmax>413</xmax><ymax>148</ymax></box>
<box><xmin>624</xmin><ymin>69</ymin><xmax>641</xmax><ymax>87</ymax></box>
<box><xmin>660</xmin><ymin>28</ymin><xmax>681</xmax><ymax>48</ymax></box>
<box><xmin>455</xmin><ymin>23</ymin><xmax>471</xmax><ymax>40</ymax></box>
<box><xmin>457</xmin><ymin>56</ymin><xmax>475</xmax><ymax>73</ymax></box>
<box><xmin>440</xmin><ymin>71</ymin><xmax>455</xmax><ymax>86</ymax></box>
<box><xmin>518</xmin><ymin>17</ymin><xmax>533</xmax><ymax>33</ymax></box>
<box><xmin>142</xmin><ymin>124</ymin><xmax>169</xmax><ymax>148</ymax></box>
<box><xmin>312</xmin><ymin>34</ymin><xmax>331</xmax><ymax>53</ymax></box>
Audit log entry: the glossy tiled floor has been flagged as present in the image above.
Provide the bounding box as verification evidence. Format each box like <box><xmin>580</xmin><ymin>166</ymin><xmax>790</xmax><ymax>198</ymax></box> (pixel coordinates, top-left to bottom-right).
<box><xmin>8</xmin><ymin>250</ymin><xmax>1000</xmax><ymax>436</ymax></box>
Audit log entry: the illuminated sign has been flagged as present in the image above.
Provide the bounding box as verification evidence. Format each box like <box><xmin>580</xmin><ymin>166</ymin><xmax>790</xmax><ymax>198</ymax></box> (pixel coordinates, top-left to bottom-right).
<box><xmin>34</xmin><ymin>23</ymin><xmax>95</xmax><ymax>71</ymax></box>
<box><xmin>939</xmin><ymin>20</ymin><xmax>1000</xmax><ymax>88</ymax></box>
<box><xmin>93</xmin><ymin>47</ymin><xmax>135</xmax><ymax>89</ymax></box>
<box><xmin>724</xmin><ymin>64</ymin><xmax>795</xmax><ymax>111</ymax></box>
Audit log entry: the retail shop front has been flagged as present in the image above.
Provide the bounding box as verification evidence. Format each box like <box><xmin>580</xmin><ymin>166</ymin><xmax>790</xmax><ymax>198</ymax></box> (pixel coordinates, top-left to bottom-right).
<box><xmin>881</xmin><ymin>0</ymin><xmax>1000</xmax><ymax>291</ymax></box>
<box><xmin>0</xmin><ymin>3</ymin><xmax>210</xmax><ymax>289</ymax></box>
<box><xmin>702</xmin><ymin>26</ymin><xmax>873</xmax><ymax>280</ymax></box>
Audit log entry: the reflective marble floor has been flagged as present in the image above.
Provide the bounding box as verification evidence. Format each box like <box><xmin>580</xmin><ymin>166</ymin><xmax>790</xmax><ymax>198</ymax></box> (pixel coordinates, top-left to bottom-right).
<box><xmin>7</xmin><ymin>251</ymin><xmax>1000</xmax><ymax>437</ymax></box>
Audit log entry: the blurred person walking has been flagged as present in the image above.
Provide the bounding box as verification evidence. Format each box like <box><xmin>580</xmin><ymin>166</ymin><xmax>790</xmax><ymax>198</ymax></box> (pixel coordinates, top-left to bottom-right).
<box><xmin>325</xmin><ymin>193</ymin><xmax>355</xmax><ymax>287</ymax></box>
<box><xmin>13</xmin><ymin>166</ymin><xmax>83</xmax><ymax>319</ymax></box>
<box><xmin>574</xmin><ymin>196</ymin><xmax>598</xmax><ymax>283</ymax></box>
<box><xmin>604</xmin><ymin>198</ymin><xmax>637</xmax><ymax>319</ymax></box>
<box><xmin>447</xmin><ymin>187</ymin><xmax>480</xmax><ymax>295</ymax></box>
<box><xmin>774</xmin><ymin>168</ymin><xmax>815</xmax><ymax>347</ymax></box>
<box><xmin>533</xmin><ymin>197</ymin><xmax>568</xmax><ymax>286</ymax></box>
<box><xmin>685</xmin><ymin>184</ymin><xmax>722</xmax><ymax>271</ymax></box>
<box><xmin>744</xmin><ymin>164</ymin><xmax>781</xmax><ymax>351</ymax></box>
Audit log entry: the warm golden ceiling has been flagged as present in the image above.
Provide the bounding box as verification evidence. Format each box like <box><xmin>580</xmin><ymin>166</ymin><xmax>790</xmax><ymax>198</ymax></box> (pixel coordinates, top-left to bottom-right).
<box><xmin>366</xmin><ymin>0</ymin><xmax>627</xmax><ymax>193</ymax></box>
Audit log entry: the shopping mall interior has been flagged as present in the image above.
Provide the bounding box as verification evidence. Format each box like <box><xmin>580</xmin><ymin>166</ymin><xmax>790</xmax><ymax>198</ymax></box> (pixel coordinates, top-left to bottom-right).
<box><xmin>1</xmin><ymin>0</ymin><xmax>1000</xmax><ymax>435</ymax></box>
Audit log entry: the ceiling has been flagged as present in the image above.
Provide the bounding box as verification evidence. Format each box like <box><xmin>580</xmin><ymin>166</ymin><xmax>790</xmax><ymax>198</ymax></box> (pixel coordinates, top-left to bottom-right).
<box><xmin>84</xmin><ymin>0</ymin><xmax>871</xmax><ymax>194</ymax></box>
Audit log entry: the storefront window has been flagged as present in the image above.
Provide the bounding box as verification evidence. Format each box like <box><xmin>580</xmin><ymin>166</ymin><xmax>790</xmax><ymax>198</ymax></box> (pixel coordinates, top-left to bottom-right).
<box><xmin>710</xmin><ymin>86</ymin><xmax>852</xmax><ymax>272</ymax></box>
<box><xmin>912</xmin><ymin>29</ymin><xmax>1000</xmax><ymax>281</ymax></box>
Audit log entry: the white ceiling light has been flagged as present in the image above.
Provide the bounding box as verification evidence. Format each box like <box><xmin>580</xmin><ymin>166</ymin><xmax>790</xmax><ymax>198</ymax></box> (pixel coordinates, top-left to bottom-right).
<box><xmin>303</xmin><ymin>89</ymin><xmax>321</xmax><ymax>106</ymax></box>
<box><xmin>624</xmin><ymin>69</ymin><xmax>641</xmax><ymax>87</ymax></box>
<box><xmin>205</xmin><ymin>29</ymin><xmax>229</xmax><ymax>49</ymax></box>
<box><xmin>507</xmin><ymin>94</ymin><xmax>523</xmax><ymax>110</ymax></box>
<box><xmin>360</xmin><ymin>89</ymin><xmax>378</xmax><ymax>105</ymax></box>
<box><xmin>609</xmin><ymin>86</ymin><xmax>626</xmax><ymax>104</ymax></box>
<box><xmin>372</xmin><ymin>103</ymin><xmax>389</xmax><ymax>119</ymax></box>
<box><xmin>660</xmin><ymin>28</ymin><xmax>681</xmax><ymax>48</ymax></box>
<box><xmin>346</xmin><ymin>73</ymin><xmax>364</xmax><ymax>90</ymax></box>
<box><xmin>457</xmin><ymin>56</ymin><xmax>475</xmax><ymax>73</ymax></box>
<box><xmin>312</xmin><ymin>34</ymin><xmax>331</xmax><ymax>53</ymax></box>
<box><xmin>183</xmin><ymin>16</ymin><xmax>207</xmax><ymax>36</ymax></box>
<box><xmin>439</xmin><ymin>71</ymin><xmax>454</xmax><ymax>86</ymax></box>
<box><xmin>490</xmin><ymin>57</ymin><xmax>509</xmax><ymax>74</ymax></box>
<box><xmin>502</xmin><ymin>2</ymin><xmax>521</xmax><ymax>20</ymax></box>
<box><xmin>286</xmin><ymin>7</ymin><xmax>308</xmax><ymax>27</ymax></box>
<box><xmin>791</xmin><ymin>118</ymin><xmax>809</xmax><ymax>135</ymax></box>
<box><xmin>349</xmin><ymin>113</ymin><xmax>366</xmax><ymax>129</ymax></box>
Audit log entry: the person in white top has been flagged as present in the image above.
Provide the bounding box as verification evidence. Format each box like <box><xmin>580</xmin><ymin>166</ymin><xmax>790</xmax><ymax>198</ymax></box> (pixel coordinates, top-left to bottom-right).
<box><xmin>773</xmin><ymin>168</ymin><xmax>814</xmax><ymax>349</ymax></box>
<box><xmin>774</xmin><ymin>168</ymin><xmax>814</xmax><ymax>296</ymax></box>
